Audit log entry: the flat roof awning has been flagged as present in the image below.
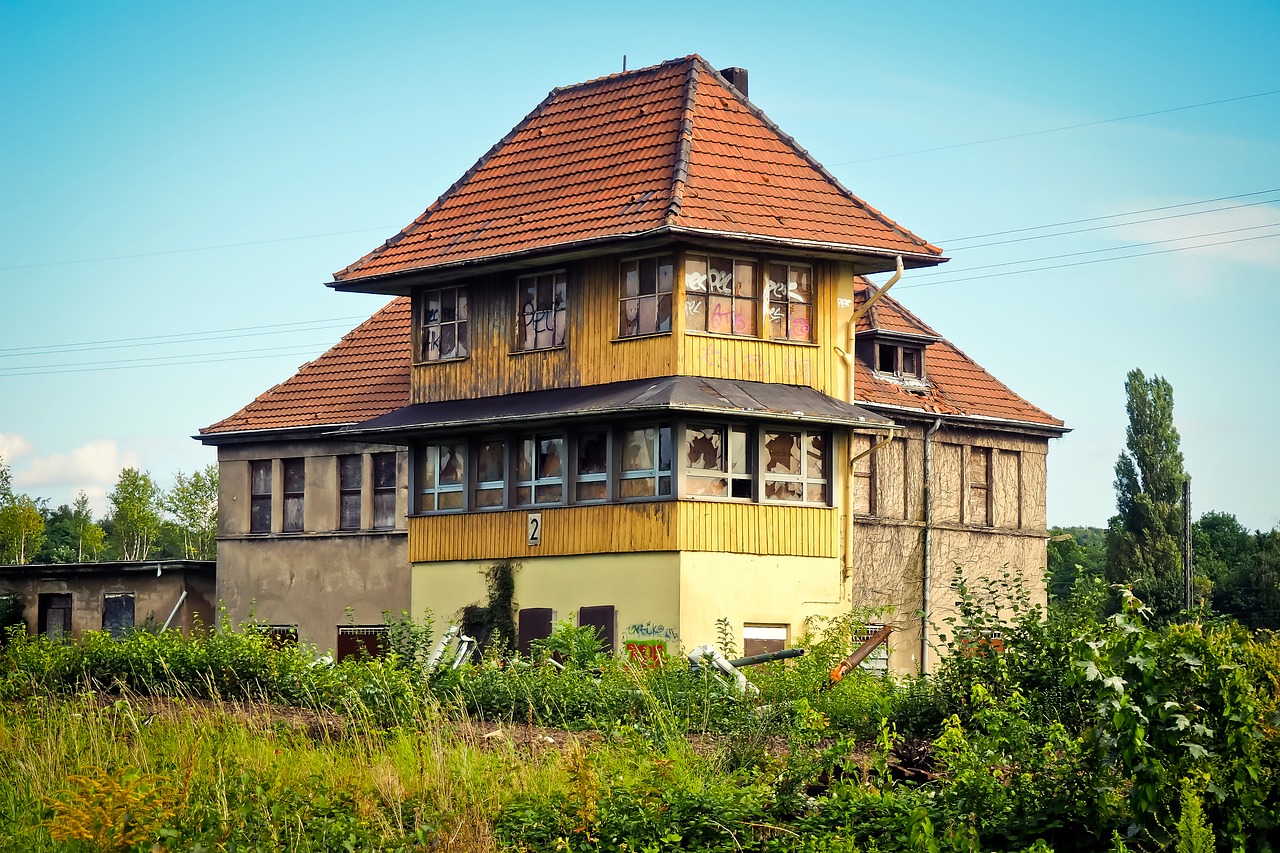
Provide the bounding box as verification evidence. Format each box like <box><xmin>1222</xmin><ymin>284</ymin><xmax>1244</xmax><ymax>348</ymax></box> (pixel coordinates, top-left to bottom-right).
<box><xmin>336</xmin><ymin>376</ymin><xmax>896</xmax><ymax>439</ymax></box>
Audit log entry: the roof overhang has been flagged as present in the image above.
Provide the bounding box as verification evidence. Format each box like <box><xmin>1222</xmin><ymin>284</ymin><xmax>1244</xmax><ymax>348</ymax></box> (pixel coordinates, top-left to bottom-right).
<box><xmin>328</xmin><ymin>225</ymin><xmax>947</xmax><ymax>296</ymax></box>
<box><xmin>335</xmin><ymin>376</ymin><xmax>897</xmax><ymax>441</ymax></box>
<box><xmin>857</xmin><ymin>401</ymin><xmax>1070</xmax><ymax>438</ymax></box>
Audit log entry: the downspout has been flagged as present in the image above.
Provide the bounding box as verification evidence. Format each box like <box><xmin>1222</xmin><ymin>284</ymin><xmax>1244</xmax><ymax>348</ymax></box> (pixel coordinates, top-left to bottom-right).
<box><xmin>162</xmin><ymin>590</ymin><xmax>188</xmax><ymax>632</ymax></box>
<box><xmin>920</xmin><ymin>417</ymin><xmax>943</xmax><ymax>675</ymax></box>
<box><xmin>836</xmin><ymin>257</ymin><xmax>904</xmax><ymax>591</ymax></box>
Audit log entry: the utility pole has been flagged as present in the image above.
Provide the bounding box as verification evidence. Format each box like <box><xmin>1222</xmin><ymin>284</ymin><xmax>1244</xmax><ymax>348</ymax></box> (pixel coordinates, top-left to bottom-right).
<box><xmin>1183</xmin><ymin>477</ymin><xmax>1193</xmax><ymax>609</ymax></box>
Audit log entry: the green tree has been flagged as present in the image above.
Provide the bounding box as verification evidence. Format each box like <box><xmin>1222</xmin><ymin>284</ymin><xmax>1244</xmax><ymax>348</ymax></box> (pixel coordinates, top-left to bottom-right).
<box><xmin>71</xmin><ymin>492</ymin><xmax>105</xmax><ymax>562</ymax></box>
<box><xmin>0</xmin><ymin>494</ymin><xmax>47</xmax><ymax>564</ymax></box>
<box><xmin>33</xmin><ymin>503</ymin><xmax>76</xmax><ymax>564</ymax></box>
<box><xmin>161</xmin><ymin>464</ymin><xmax>218</xmax><ymax>559</ymax></box>
<box><xmin>1047</xmin><ymin>526</ymin><xmax>1106</xmax><ymax>602</ymax></box>
<box><xmin>107</xmin><ymin>468</ymin><xmax>162</xmax><ymax>561</ymax></box>
<box><xmin>1105</xmin><ymin>369</ymin><xmax>1189</xmax><ymax>619</ymax></box>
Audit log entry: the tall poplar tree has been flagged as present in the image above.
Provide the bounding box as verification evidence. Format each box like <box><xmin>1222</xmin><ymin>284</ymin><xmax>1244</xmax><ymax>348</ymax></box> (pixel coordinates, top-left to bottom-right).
<box><xmin>1106</xmin><ymin>368</ymin><xmax>1188</xmax><ymax>618</ymax></box>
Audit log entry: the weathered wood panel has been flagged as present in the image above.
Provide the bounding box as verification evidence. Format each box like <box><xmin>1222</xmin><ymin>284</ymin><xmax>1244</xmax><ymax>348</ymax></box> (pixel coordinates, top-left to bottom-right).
<box><xmin>933</xmin><ymin>443</ymin><xmax>963</xmax><ymax>523</ymax></box>
<box><xmin>992</xmin><ymin>449</ymin><xmax>1022</xmax><ymax>529</ymax></box>
<box><xmin>676</xmin><ymin>501</ymin><xmax>839</xmax><ymax>558</ymax></box>
<box><xmin>411</xmin><ymin>257</ymin><xmax>678</xmax><ymax>404</ymax></box>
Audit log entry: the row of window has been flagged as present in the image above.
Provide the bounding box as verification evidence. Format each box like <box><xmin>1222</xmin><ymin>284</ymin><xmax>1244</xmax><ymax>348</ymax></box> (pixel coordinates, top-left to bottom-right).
<box><xmin>852</xmin><ymin>439</ymin><xmax>1018</xmax><ymax>529</ymax></box>
<box><xmin>249</xmin><ymin>453</ymin><xmax>397</xmax><ymax>534</ymax></box>
<box><xmin>412</xmin><ymin>421</ymin><xmax>830</xmax><ymax>514</ymax></box>
<box><xmin>37</xmin><ymin>591</ymin><xmax>134</xmax><ymax>639</ymax></box>
<box><xmin>416</xmin><ymin>253</ymin><xmax>817</xmax><ymax>363</ymax></box>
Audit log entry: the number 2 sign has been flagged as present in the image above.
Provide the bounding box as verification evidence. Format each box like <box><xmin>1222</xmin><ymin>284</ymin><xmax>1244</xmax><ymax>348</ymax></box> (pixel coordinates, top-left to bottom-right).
<box><xmin>526</xmin><ymin>512</ymin><xmax>542</xmax><ymax>546</ymax></box>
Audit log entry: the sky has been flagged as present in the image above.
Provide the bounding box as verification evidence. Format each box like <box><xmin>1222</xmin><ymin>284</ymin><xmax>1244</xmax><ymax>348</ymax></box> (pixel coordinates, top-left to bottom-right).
<box><xmin>0</xmin><ymin>1</ymin><xmax>1277</xmax><ymax>533</ymax></box>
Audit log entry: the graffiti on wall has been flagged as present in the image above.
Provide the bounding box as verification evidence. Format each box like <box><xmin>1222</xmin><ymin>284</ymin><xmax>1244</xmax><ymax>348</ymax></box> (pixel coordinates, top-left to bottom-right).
<box><xmin>623</xmin><ymin>621</ymin><xmax>680</xmax><ymax>665</ymax></box>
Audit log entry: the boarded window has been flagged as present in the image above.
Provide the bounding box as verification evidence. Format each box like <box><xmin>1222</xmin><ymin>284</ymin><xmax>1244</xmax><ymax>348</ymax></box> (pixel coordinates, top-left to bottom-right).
<box><xmin>619</xmin><ymin>256</ymin><xmax>674</xmax><ymax>337</ymax></box>
<box><xmin>419</xmin><ymin>285</ymin><xmax>469</xmax><ymax>362</ymax></box>
<box><xmin>250</xmin><ymin>460</ymin><xmax>272</xmax><ymax>533</ymax></box>
<box><xmin>968</xmin><ymin>447</ymin><xmax>991</xmax><ymax>527</ymax></box>
<box><xmin>619</xmin><ymin>425</ymin><xmax>672</xmax><ymax>499</ymax></box>
<box><xmin>103</xmin><ymin>593</ymin><xmax>135</xmax><ymax>638</ymax></box>
<box><xmin>516</xmin><ymin>271</ymin><xmax>568</xmax><ymax>351</ymax></box>
<box><xmin>684</xmin><ymin>255</ymin><xmax>757</xmax><ymax>336</ymax></box>
<box><xmin>765</xmin><ymin>263</ymin><xmax>813</xmax><ymax>341</ymax></box>
<box><xmin>336</xmin><ymin>625</ymin><xmax>387</xmax><ymax>661</ymax></box>
<box><xmin>743</xmin><ymin>623</ymin><xmax>788</xmax><ymax>657</ymax></box>
<box><xmin>339</xmin><ymin>455</ymin><xmax>362</xmax><ymax>531</ymax></box>
<box><xmin>577</xmin><ymin>605</ymin><xmax>617</xmax><ymax>655</ymax></box>
<box><xmin>259</xmin><ymin>625</ymin><xmax>298</xmax><ymax>649</ymax></box>
<box><xmin>38</xmin><ymin>593</ymin><xmax>72</xmax><ymax>640</ymax></box>
<box><xmin>517</xmin><ymin>607</ymin><xmax>554</xmax><ymax>656</ymax></box>
<box><xmin>282</xmin><ymin>458</ymin><xmax>304</xmax><ymax>532</ymax></box>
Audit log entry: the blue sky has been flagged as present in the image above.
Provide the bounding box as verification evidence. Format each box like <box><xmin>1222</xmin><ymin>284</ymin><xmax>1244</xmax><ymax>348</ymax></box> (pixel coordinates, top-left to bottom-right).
<box><xmin>1</xmin><ymin>1</ymin><xmax>1277</xmax><ymax>532</ymax></box>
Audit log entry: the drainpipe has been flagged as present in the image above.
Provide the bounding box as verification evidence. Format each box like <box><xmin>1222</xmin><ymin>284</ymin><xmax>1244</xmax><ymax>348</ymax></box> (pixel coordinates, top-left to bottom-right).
<box><xmin>162</xmin><ymin>590</ymin><xmax>188</xmax><ymax>632</ymax></box>
<box><xmin>920</xmin><ymin>417</ymin><xmax>943</xmax><ymax>675</ymax></box>
<box><xmin>835</xmin><ymin>256</ymin><xmax>905</xmax><ymax>596</ymax></box>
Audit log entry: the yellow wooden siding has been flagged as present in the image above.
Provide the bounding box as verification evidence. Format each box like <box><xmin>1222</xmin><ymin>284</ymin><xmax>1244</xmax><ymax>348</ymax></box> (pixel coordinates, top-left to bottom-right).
<box><xmin>676</xmin><ymin>259</ymin><xmax>836</xmax><ymax>394</ymax></box>
<box><xmin>409</xmin><ymin>500</ymin><xmax>838</xmax><ymax>562</ymax></box>
<box><xmin>411</xmin><ymin>258</ymin><xmax>677</xmax><ymax>404</ymax></box>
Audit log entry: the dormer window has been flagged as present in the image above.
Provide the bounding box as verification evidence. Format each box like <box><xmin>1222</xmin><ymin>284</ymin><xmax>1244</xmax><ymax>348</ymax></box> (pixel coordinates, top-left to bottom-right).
<box><xmin>876</xmin><ymin>341</ymin><xmax>924</xmax><ymax>380</ymax></box>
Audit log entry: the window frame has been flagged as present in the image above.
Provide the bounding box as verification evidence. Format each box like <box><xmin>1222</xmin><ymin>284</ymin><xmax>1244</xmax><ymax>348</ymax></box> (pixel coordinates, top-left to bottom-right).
<box><xmin>514</xmin><ymin>432</ymin><xmax>567</xmax><ymax>507</ymax></box>
<box><xmin>282</xmin><ymin>457</ymin><xmax>305</xmax><ymax>533</ymax></box>
<box><xmin>514</xmin><ymin>270</ymin><xmax>569</xmax><ymax>352</ymax></box>
<box><xmin>967</xmin><ymin>446</ymin><xmax>992</xmax><ymax>527</ymax></box>
<box><xmin>874</xmin><ymin>340</ymin><xmax>926</xmax><ymax>380</ymax></box>
<box><xmin>414</xmin><ymin>440</ymin><xmax>468</xmax><ymax>515</ymax></box>
<box><xmin>417</xmin><ymin>284</ymin><xmax>470</xmax><ymax>363</ymax></box>
<box><xmin>338</xmin><ymin>454</ymin><xmax>362</xmax><ymax>531</ymax></box>
<box><xmin>618</xmin><ymin>424</ymin><xmax>673</xmax><ymax>501</ymax></box>
<box><xmin>617</xmin><ymin>255</ymin><xmax>676</xmax><ymax>339</ymax></box>
<box><xmin>372</xmin><ymin>452</ymin><xmax>397</xmax><ymax>529</ymax></box>
<box><xmin>765</xmin><ymin>262</ymin><xmax>815</xmax><ymax>342</ymax></box>
<box><xmin>249</xmin><ymin>459</ymin><xmax>272</xmax><ymax>534</ymax></box>
<box><xmin>683</xmin><ymin>254</ymin><xmax>760</xmax><ymax>338</ymax></box>
<box><xmin>682</xmin><ymin>423</ymin><xmax>754</xmax><ymax>501</ymax></box>
<box><xmin>761</xmin><ymin>427</ymin><xmax>830</xmax><ymax>505</ymax></box>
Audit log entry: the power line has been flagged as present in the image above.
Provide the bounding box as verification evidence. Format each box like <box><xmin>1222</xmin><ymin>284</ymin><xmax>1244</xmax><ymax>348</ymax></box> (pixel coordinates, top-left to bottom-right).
<box><xmin>898</xmin><ymin>230</ymin><xmax>1280</xmax><ymax>289</ymax></box>
<box><xmin>0</xmin><ymin>227</ymin><xmax>396</xmax><ymax>272</ymax></box>
<box><xmin>910</xmin><ymin>221</ymin><xmax>1280</xmax><ymax>278</ymax></box>
<box><xmin>0</xmin><ymin>345</ymin><xmax>330</xmax><ymax>378</ymax></box>
<box><xmin>940</xmin><ymin>188</ymin><xmax>1280</xmax><ymax>244</ymax></box>
<box><xmin>0</xmin><ymin>316</ymin><xmax>376</xmax><ymax>358</ymax></box>
<box><xmin>831</xmin><ymin>88</ymin><xmax>1280</xmax><ymax>165</ymax></box>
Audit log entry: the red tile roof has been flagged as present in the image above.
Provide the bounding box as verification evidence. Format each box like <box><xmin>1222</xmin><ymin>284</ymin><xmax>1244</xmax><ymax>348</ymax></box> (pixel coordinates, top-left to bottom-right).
<box><xmin>199</xmin><ymin>298</ymin><xmax>411</xmax><ymax>437</ymax></box>
<box><xmin>853</xmin><ymin>281</ymin><xmax>1064</xmax><ymax>429</ymax></box>
<box><xmin>333</xmin><ymin>55</ymin><xmax>941</xmax><ymax>284</ymax></box>
<box><xmin>203</xmin><ymin>287</ymin><xmax>1062</xmax><ymax>436</ymax></box>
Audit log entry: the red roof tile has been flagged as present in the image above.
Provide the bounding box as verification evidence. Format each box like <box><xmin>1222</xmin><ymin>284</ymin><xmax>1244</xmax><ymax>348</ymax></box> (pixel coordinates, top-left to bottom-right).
<box><xmin>333</xmin><ymin>56</ymin><xmax>940</xmax><ymax>284</ymax></box>
<box><xmin>199</xmin><ymin>298</ymin><xmax>411</xmax><ymax>436</ymax></box>
<box><xmin>853</xmin><ymin>281</ymin><xmax>1064</xmax><ymax>429</ymax></box>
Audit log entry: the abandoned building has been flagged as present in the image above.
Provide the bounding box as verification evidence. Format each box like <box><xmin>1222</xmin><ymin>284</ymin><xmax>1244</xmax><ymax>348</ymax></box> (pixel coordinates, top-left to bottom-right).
<box><xmin>199</xmin><ymin>56</ymin><xmax>1065</xmax><ymax>672</ymax></box>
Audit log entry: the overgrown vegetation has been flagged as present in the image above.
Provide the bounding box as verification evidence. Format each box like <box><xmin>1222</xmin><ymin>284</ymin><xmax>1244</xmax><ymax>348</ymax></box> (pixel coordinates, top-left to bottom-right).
<box><xmin>1</xmin><ymin>579</ymin><xmax>1277</xmax><ymax>852</ymax></box>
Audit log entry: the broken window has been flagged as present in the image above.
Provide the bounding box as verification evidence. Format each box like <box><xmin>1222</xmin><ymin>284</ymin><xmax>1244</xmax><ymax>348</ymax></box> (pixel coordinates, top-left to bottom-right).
<box><xmin>339</xmin><ymin>455</ymin><xmax>362</xmax><ymax>531</ymax></box>
<box><xmin>516</xmin><ymin>433</ymin><xmax>565</xmax><ymax>505</ymax></box>
<box><xmin>574</xmin><ymin>430</ymin><xmax>609</xmax><ymax>503</ymax></box>
<box><xmin>619</xmin><ymin>425</ymin><xmax>672</xmax><ymax>499</ymax></box>
<box><xmin>473</xmin><ymin>439</ymin><xmax>507</xmax><ymax>509</ymax></box>
<box><xmin>762</xmin><ymin>429</ymin><xmax>828</xmax><ymax>504</ymax></box>
<box><xmin>875</xmin><ymin>341</ymin><xmax>925</xmax><ymax>380</ymax></box>
<box><xmin>516</xmin><ymin>271</ymin><xmax>568</xmax><ymax>351</ymax></box>
<box><xmin>372</xmin><ymin>452</ymin><xmax>397</xmax><ymax>529</ymax></box>
<box><xmin>249</xmin><ymin>460</ymin><xmax>272</xmax><ymax>533</ymax></box>
<box><xmin>684</xmin><ymin>256</ymin><xmax>757</xmax><ymax>336</ymax></box>
<box><xmin>968</xmin><ymin>446</ymin><xmax>991</xmax><ymax>527</ymax></box>
<box><xmin>415</xmin><ymin>442</ymin><xmax>466</xmax><ymax>513</ymax></box>
<box><xmin>685</xmin><ymin>424</ymin><xmax>752</xmax><ymax>499</ymax></box>
<box><xmin>766</xmin><ymin>263</ymin><xmax>814</xmax><ymax>342</ymax></box>
<box><xmin>103</xmin><ymin>592</ymin><xmax>135</xmax><ymax>638</ymax></box>
<box><xmin>282</xmin><ymin>458</ymin><xmax>305</xmax><ymax>532</ymax></box>
<box><xmin>419</xmin><ymin>285</ymin><xmax>469</xmax><ymax>362</ymax></box>
<box><xmin>619</xmin><ymin>256</ymin><xmax>674</xmax><ymax>337</ymax></box>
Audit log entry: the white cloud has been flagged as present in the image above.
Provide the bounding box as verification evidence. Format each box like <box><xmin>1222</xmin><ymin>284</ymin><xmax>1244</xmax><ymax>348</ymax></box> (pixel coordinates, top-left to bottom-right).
<box><xmin>13</xmin><ymin>439</ymin><xmax>139</xmax><ymax>493</ymax></box>
<box><xmin>1106</xmin><ymin>199</ymin><xmax>1280</xmax><ymax>274</ymax></box>
<box><xmin>0</xmin><ymin>433</ymin><xmax>34</xmax><ymax>462</ymax></box>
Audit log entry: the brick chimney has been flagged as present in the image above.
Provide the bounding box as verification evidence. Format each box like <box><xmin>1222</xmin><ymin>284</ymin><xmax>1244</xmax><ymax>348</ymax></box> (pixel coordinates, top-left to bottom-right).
<box><xmin>718</xmin><ymin>67</ymin><xmax>748</xmax><ymax>98</ymax></box>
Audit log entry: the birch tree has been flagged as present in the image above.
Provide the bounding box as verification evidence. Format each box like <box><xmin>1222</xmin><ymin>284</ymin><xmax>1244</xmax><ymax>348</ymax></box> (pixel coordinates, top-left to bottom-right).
<box><xmin>162</xmin><ymin>465</ymin><xmax>218</xmax><ymax>559</ymax></box>
<box><xmin>107</xmin><ymin>468</ymin><xmax>162</xmax><ymax>561</ymax></box>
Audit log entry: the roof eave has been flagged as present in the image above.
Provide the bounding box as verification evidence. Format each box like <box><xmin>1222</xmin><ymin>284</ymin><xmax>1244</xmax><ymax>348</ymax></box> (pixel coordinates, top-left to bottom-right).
<box><xmin>857</xmin><ymin>401</ymin><xmax>1069</xmax><ymax>437</ymax></box>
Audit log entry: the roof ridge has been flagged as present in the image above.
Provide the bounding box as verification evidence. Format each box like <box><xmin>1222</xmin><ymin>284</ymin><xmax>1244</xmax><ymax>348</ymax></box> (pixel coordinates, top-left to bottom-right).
<box><xmin>557</xmin><ymin>55</ymin><xmax>700</xmax><ymax>95</ymax></box>
<box><xmin>665</xmin><ymin>60</ymin><xmax>700</xmax><ymax>225</ymax></box>
<box><xmin>692</xmin><ymin>58</ymin><xmax>941</xmax><ymax>256</ymax></box>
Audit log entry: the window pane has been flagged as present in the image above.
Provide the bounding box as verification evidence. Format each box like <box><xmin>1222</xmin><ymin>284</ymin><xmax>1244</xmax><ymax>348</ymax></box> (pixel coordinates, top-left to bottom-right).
<box><xmin>250</xmin><ymin>461</ymin><xmax>271</xmax><ymax>495</ymax></box>
<box><xmin>339</xmin><ymin>456</ymin><xmax>361</xmax><ymax>491</ymax></box>
<box><xmin>658</xmin><ymin>262</ymin><xmax>674</xmax><ymax>294</ymax></box>
<box><xmin>283</xmin><ymin>495</ymin><xmax>303</xmax><ymax>531</ymax></box>
<box><xmin>708</xmin><ymin>258</ymin><xmax>733</xmax><ymax>295</ymax></box>
<box><xmin>418</xmin><ymin>445</ymin><xmax>437</xmax><ymax>490</ymax></box>
<box><xmin>622</xmin><ymin>261</ymin><xmax>640</xmax><ymax>298</ymax></box>
<box><xmin>439</xmin><ymin>288</ymin><xmax>456</xmax><ymax>322</ymax></box>
<box><xmin>283</xmin><ymin>459</ymin><xmax>304</xmax><ymax>493</ymax></box>
<box><xmin>455</xmin><ymin>290</ymin><xmax>468</xmax><ymax>320</ymax></box>
<box><xmin>733</xmin><ymin>297</ymin><xmax>757</xmax><ymax>336</ymax></box>
<box><xmin>439</xmin><ymin>323</ymin><xmax>457</xmax><ymax>359</ymax></box>
<box><xmin>734</xmin><ymin>262</ymin><xmax>756</xmax><ymax>297</ymax></box>
<box><xmin>340</xmin><ymin>494</ymin><xmax>361</xmax><ymax>530</ymax></box>
<box><xmin>103</xmin><ymin>594</ymin><xmax>135</xmax><ymax>639</ymax></box>
<box><xmin>621</xmin><ymin>297</ymin><xmax>640</xmax><ymax>337</ymax></box>
<box><xmin>707</xmin><ymin>295</ymin><xmax>733</xmax><ymax>334</ymax></box>
<box><xmin>417</xmin><ymin>492</ymin><xmax>436</xmax><ymax>513</ymax></box>
<box><xmin>656</xmin><ymin>293</ymin><xmax>672</xmax><ymax>333</ymax></box>
<box><xmin>439</xmin><ymin>445</ymin><xmax>465</xmax><ymax>486</ymax></box>
<box><xmin>373</xmin><ymin>491</ymin><xmax>395</xmax><ymax>528</ymax></box>
<box><xmin>438</xmin><ymin>491</ymin><xmax>464</xmax><ymax>510</ymax></box>
<box><xmin>687</xmin><ymin>475</ymin><xmax>727</xmax><ymax>497</ymax></box>
<box><xmin>764</xmin><ymin>480</ymin><xmax>802</xmax><ymax>502</ymax></box>
<box><xmin>373</xmin><ymin>453</ymin><xmax>396</xmax><ymax>489</ymax></box>
<box><xmin>623</xmin><ymin>428</ymin><xmax>654</xmax><ymax>472</ymax></box>
<box><xmin>578</xmin><ymin>431</ymin><xmax>607</xmax><ymax>475</ymax></box>
<box><xmin>538</xmin><ymin>437</ymin><xmax>565</xmax><ymax>480</ymax></box>
<box><xmin>902</xmin><ymin>347</ymin><xmax>918</xmax><ymax>376</ymax></box>
<box><xmin>790</xmin><ymin>304</ymin><xmax>811</xmax><ymax>341</ymax></box>
<box><xmin>577</xmin><ymin>481</ymin><xmax>607</xmax><ymax>502</ymax></box>
<box><xmin>250</xmin><ymin>497</ymin><xmax>271</xmax><ymax>533</ymax></box>
<box><xmin>686</xmin><ymin>427</ymin><xmax>722</xmax><ymax>471</ymax></box>
<box><xmin>639</xmin><ymin>257</ymin><xmax>657</xmax><ymax>295</ymax></box>
<box><xmin>764</xmin><ymin>432</ymin><xmax>800</xmax><ymax>475</ymax></box>
<box><xmin>685</xmin><ymin>257</ymin><xmax>708</xmax><ymax>293</ymax></box>
<box><xmin>620</xmin><ymin>478</ymin><xmax>655</xmax><ymax>499</ymax></box>
<box><xmin>728</xmin><ymin>427</ymin><xmax>750</xmax><ymax>474</ymax></box>
<box><xmin>476</xmin><ymin>440</ymin><xmax>505</xmax><ymax>484</ymax></box>
<box><xmin>805</xmin><ymin>433</ymin><xmax>826</xmax><ymax>480</ymax></box>
<box><xmin>474</xmin><ymin>487</ymin><xmax>504</xmax><ymax>508</ymax></box>
<box><xmin>536</xmin><ymin>483</ymin><xmax>562</xmax><ymax>504</ymax></box>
